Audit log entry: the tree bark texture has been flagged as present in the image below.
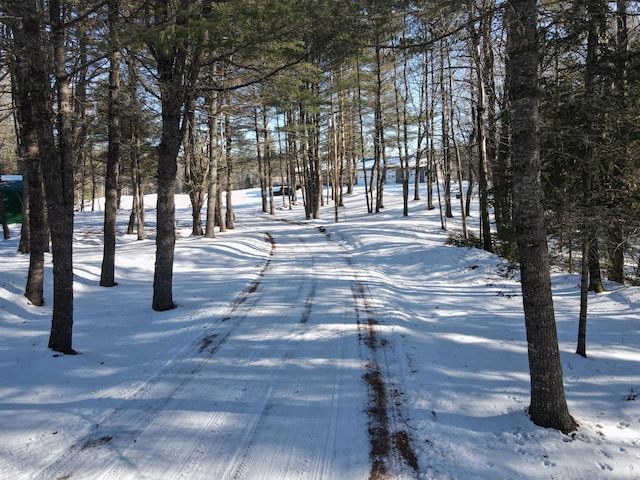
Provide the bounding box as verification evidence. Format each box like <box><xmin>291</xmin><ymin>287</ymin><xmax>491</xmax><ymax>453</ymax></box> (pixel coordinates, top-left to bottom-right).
<box><xmin>149</xmin><ymin>0</ymin><xmax>195</xmax><ymax>311</ymax></box>
<box><xmin>46</xmin><ymin>0</ymin><xmax>76</xmax><ymax>354</ymax></box>
<box><xmin>10</xmin><ymin>0</ymin><xmax>75</xmax><ymax>352</ymax></box>
<box><xmin>607</xmin><ymin>0</ymin><xmax>628</xmax><ymax>284</ymax></box>
<box><xmin>10</xmin><ymin>26</ymin><xmax>47</xmax><ymax>305</ymax></box>
<box><xmin>101</xmin><ymin>0</ymin><xmax>121</xmax><ymax>287</ymax></box>
<box><xmin>151</xmin><ymin>52</ymin><xmax>184</xmax><ymax>311</ymax></box>
<box><xmin>225</xmin><ymin>112</ymin><xmax>235</xmax><ymax>229</ymax></box>
<box><xmin>577</xmin><ymin>236</ymin><xmax>589</xmax><ymax>357</ymax></box>
<box><xmin>507</xmin><ymin>0</ymin><xmax>576</xmax><ymax>434</ymax></box>
<box><xmin>439</xmin><ymin>41</ymin><xmax>452</xmax><ymax>219</ymax></box>
<box><xmin>205</xmin><ymin>77</ymin><xmax>220</xmax><ymax>238</ymax></box>
<box><xmin>24</xmin><ymin>148</ymin><xmax>46</xmax><ymax>306</ymax></box>
<box><xmin>469</xmin><ymin>14</ymin><xmax>493</xmax><ymax>252</ymax></box>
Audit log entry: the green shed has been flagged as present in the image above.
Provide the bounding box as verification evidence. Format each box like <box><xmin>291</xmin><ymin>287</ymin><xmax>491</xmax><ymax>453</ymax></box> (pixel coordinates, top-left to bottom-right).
<box><xmin>1</xmin><ymin>175</ymin><xmax>23</xmax><ymax>224</ymax></box>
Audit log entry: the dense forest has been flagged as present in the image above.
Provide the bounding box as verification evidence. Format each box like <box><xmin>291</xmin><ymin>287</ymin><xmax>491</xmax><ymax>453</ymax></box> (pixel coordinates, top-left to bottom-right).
<box><xmin>0</xmin><ymin>1</ymin><xmax>639</xmax><ymax>433</ymax></box>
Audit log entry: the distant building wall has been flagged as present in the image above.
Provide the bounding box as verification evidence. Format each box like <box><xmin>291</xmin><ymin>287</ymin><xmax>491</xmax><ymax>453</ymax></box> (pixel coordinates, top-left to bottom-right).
<box><xmin>1</xmin><ymin>175</ymin><xmax>23</xmax><ymax>224</ymax></box>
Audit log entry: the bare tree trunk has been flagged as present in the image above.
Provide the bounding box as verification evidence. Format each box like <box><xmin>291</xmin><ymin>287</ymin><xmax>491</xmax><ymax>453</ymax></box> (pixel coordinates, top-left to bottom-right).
<box><xmin>10</xmin><ymin>25</ymin><xmax>46</xmax><ymax>305</ymax></box>
<box><xmin>205</xmin><ymin>66</ymin><xmax>220</xmax><ymax>238</ymax></box>
<box><xmin>374</xmin><ymin>43</ymin><xmax>385</xmax><ymax>213</ymax></box>
<box><xmin>414</xmin><ymin>46</ymin><xmax>430</xmax><ymax>202</ymax></box>
<box><xmin>577</xmin><ymin>236</ymin><xmax>590</xmax><ymax>358</ymax></box>
<box><xmin>469</xmin><ymin>15</ymin><xmax>493</xmax><ymax>252</ymax></box>
<box><xmin>149</xmin><ymin>0</ymin><xmax>207</xmax><ymax>311</ymax></box>
<box><xmin>356</xmin><ymin>60</ymin><xmax>371</xmax><ymax>213</ymax></box>
<box><xmin>451</xmin><ymin>119</ymin><xmax>468</xmax><ymax>241</ymax></box>
<box><xmin>427</xmin><ymin>56</ymin><xmax>436</xmax><ymax>211</ymax></box>
<box><xmin>128</xmin><ymin>187</ymin><xmax>137</xmax><ymax>235</ymax></box>
<box><xmin>312</xmin><ymin>106</ymin><xmax>322</xmax><ymax>219</ymax></box>
<box><xmin>263</xmin><ymin>105</ymin><xmax>274</xmax><ymax>216</ymax></box>
<box><xmin>394</xmin><ymin>30</ymin><xmax>410</xmax><ymax>218</ymax></box>
<box><xmin>130</xmin><ymin>127</ymin><xmax>146</xmax><ymax>240</ymax></box>
<box><xmin>356</xmin><ymin>59</ymin><xmax>373</xmax><ymax>213</ymax></box>
<box><xmin>494</xmin><ymin>81</ymin><xmax>513</xmax><ymax>243</ymax></box>
<box><xmin>286</xmin><ymin>111</ymin><xmax>299</xmax><ymax>206</ymax></box>
<box><xmin>301</xmin><ymin>91</ymin><xmax>322</xmax><ymax>220</ymax></box>
<box><xmin>254</xmin><ymin>97</ymin><xmax>268</xmax><ymax>213</ymax></box>
<box><xmin>204</xmin><ymin>109</ymin><xmax>218</xmax><ymax>238</ymax></box>
<box><xmin>215</xmin><ymin>176</ymin><xmax>225</xmax><ymax>233</ymax></box>
<box><xmin>446</xmin><ymin>47</ymin><xmax>468</xmax><ymax>239</ymax></box>
<box><xmin>434</xmin><ymin>156</ymin><xmax>445</xmax><ymax>230</ymax></box>
<box><xmin>224</xmin><ymin>112</ymin><xmax>235</xmax><ymax>229</ymax></box>
<box><xmin>0</xmin><ymin>183</ymin><xmax>9</xmax><ymax>239</ymax></box>
<box><xmin>507</xmin><ymin>0</ymin><xmax>576</xmax><ymax>433</ymax></box>
<box><xmin>331</xmin><ymin>94</ymin><xmax>339</xmax><ymax>222</ymax></box>
<box><xmin>44</xmin><ymin>0</ymin><xmax>76</xmax><ymax>353</ymax></box>
<box><xmin>439</xmin><ymin>41</ymin><xmax>452</xmax><ymax>218</ymax></box>
<box><xmin>607</xmin><ymin>0</ymin><xmax>628</xmax><ymax>284</ymax></box>
<box><xmin>24</xmin><ymin>146</ymin><xmax>46</xmax><ymax>306</ymax></box>
<box><xmin>151</xmin><ymin>8</ymin><xmax>187</xmax><ymax>311</ymax></box>
<box><xmin>338</xmin><ymin>86</ymin><xmax>351</xmax><ymax>199</ymax></box>
<box><xmin>73</xmin><ymin>29</ymin><xmax>91</xmax><ymax>216</ymax></box>
<box><xmin>153</xmin><ymin>79</ymin><xmax>181</xmax><ymax>311</ymax></box>
<box><xmin>481</xmin><ymin>0</ymin><xmax>499</xmax><ymax>250</ymax></box>
<box><xmin>125</xmin><ymin>90</ymin><xmax>146</xmax><ymax>241</ymax></box>
<box><xmin>577</xmin><ymin>0</ymin><xmax>604</xmax><ymax>355</ymax></box>
<box><xmin>183</xmin><ymin>105</ymin><xmax>207</xmax><ymax>236</ymax></box>
<box><xmin>16</xmin><ymin>157</ymin><xmax>30</xmax><ymax>254</ymax></box>
<box><xmin>588</xmin><ymin>240</ymin><xmax>604</xmax><ymax>292</ymax></box>
<box><xmin>100</xmin><ymin>0</ymin><xmax>121</xmax><ymax>287</ymax></box>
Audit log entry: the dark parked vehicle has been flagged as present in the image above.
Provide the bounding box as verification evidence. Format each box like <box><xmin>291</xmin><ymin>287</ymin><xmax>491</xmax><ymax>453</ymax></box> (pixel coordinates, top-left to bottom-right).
<box><xmin>273</xmin><ymin>184</ymin><xmax>300</xmax><ymax>196</ymax></box>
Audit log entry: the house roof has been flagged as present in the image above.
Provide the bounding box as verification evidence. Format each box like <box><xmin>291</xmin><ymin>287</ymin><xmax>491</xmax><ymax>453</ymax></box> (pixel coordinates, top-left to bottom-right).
<box><xmin>360</xmin><ymin>156</ymin><xmax>423</xmax><ymax>170</ymax></box>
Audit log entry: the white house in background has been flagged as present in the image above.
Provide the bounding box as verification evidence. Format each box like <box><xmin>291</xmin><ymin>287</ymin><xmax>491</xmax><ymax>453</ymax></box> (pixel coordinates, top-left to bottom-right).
<box><xmin>355</xmin><ymin>156</ymin><xmax>429</xmax><ymax>186</ymax></box>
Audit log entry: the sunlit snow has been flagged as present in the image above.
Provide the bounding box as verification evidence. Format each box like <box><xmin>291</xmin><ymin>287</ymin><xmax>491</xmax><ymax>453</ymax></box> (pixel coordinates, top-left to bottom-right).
<box><xmin>1</xmin><ymin>184</ymin><xmax>639</xmax><ymax>479</ymax></box>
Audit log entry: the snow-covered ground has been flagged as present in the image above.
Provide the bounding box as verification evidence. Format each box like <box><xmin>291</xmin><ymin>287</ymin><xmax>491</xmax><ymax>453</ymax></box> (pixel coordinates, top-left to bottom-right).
<box><xmin>0</xmin><ymin>185</ymin><xmax>638</xmax><ymax>479</ymax></box>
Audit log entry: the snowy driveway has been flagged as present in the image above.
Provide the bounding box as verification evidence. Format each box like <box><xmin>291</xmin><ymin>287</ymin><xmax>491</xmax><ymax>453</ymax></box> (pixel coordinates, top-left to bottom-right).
<box><xmin>29</xmin><ymin>218</ymin><xmax>417</xmax><ymax>480</ymax></box>
<box><xmin>4</xmin><ymin>188</ymin><xmax>640</xmax><ymax>479</ymax></box>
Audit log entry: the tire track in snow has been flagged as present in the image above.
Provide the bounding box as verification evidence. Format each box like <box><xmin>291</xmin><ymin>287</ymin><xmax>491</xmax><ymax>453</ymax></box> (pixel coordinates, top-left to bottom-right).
<box><xmin>318</xmin><ymin>225</ymin><xmax>420</xmax><ymax>479</ymax></box>
<box><xmin>265</xmin><ymin>219</ymin><xmax>420</xmax><ymax>478</ymax></box>
<box><xmin>33</xmin><ymin>233</ymin><xmax>277</xmax><ymax>480</ymax></box>
<box><xmin>152</xmin><ymin>264</ymin><xmax>316</xmax><ymax>480</ymax></box>
<box><xmin>34</xmin><ymin>219</ymin><xmax>399</xmax><ymax>480</ymax></box>
<box><xmin>224</xmin><ymin>236</ymin><xmax>319</xmax><ymax>479</ymax></box>
<box><xmin>222</xmin><ymin>232</ymin><xmax>276</xmax><ymax>319</ymax></box>
<box><xmin>202</xmin><ymin>220</ymin><xmax>368</xmax><ymax>480</ymax></box>
<box><xmin>223</xmin><ymin>233</ymin><xmax>347</xmax><ymax>479</ymax></box>
<box><xmin>151</xmin><ymin>227</ymin><xmax>353</xmax><ymax>480</ymax></box>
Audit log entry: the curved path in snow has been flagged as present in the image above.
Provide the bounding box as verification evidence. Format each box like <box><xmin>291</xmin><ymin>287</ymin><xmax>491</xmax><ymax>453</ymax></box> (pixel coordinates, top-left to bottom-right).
<box><xmin>34</xmin><ymin>218</ymin><xmax>418</xmax><ymax>480</ymax></box>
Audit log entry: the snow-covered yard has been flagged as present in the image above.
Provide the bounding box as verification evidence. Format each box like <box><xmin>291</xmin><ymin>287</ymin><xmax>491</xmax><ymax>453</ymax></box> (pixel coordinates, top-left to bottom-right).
<box><xmin>1</xmin><ymin>185</ymin><xmax>638</xmax><ymax>479</ymax></box>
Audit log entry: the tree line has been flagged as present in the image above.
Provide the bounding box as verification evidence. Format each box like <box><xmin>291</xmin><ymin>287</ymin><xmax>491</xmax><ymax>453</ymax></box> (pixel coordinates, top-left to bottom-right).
<box><xmin>1</xmin><ymin>0</ymin><xmax>638</xmax><ymax>435</ymax></box>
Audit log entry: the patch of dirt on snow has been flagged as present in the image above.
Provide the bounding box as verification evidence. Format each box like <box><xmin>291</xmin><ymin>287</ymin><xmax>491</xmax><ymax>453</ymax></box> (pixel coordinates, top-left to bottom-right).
<box><xmin>353</xmin><ymin>282</ymin><xmax>419</xmax><ymax>479</ymax></box>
